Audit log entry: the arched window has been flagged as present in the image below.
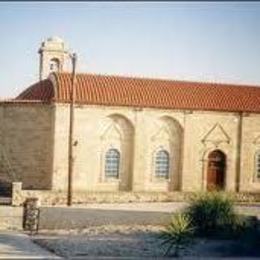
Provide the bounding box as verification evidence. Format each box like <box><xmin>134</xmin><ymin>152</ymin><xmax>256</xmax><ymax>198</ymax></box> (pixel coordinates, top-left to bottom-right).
<box><xmin>255</xmin><ymin>151</ymin><xmax>260</xmax><ymax>179</ymax></box>
<box><xmin>105</xmin><ymin>149</ymin><xmax>120</xmax><ymax>178</ymax></box>
<box><xmin>155</xmin><ymin>150</ymin><xmax>169</xmax><ymax>178</ymax></box>
<box><xmin>49</xmin><ymin>58</ymin><xmax>60</xmax><ymax>72</ymax></box>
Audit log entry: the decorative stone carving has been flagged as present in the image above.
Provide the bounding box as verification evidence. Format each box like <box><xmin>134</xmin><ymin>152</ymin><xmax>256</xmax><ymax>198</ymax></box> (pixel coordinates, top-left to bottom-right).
<box><xmin>202</xmin><ymin>123</ymin><xmax>231</xmax><ymax>147</ymax></box>
<box><xmin>151</xmin><ymin>126</ymin><xmax>172</xmax><ymax>143</ymax></box>
<box><xmin>100</xmin><ymin>123</ymin><xmax>122</xmax><ymax>141</ymax></box>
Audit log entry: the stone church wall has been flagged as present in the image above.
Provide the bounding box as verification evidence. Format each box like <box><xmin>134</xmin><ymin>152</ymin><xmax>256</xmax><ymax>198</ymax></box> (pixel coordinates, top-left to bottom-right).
<box><xmin>240</xmin><ymin>113</ymin><xmax>260</xmax><ymax>192</ymax></box>
<box><xmin>52</xmin><ymin>103</ymin><xmax>185</xmax><ymax>192</ymax></box>
<box><xmin>2</xmin><ymin>101</ymin><xmax>260</xmax><ymax>195</ymax></box>
<box><xmin>51</xmin><ymin>103</ymin><xmax>260</xmax><ymax>194</ymax></box>
<box><xmin>181</xmin><ymin>111</ymin><xmax>240</xmax><ymax>192</ymax></box>
<box><xmin>0</xmin><ymin>103</ymin><xmax>54</xmax><ymax>189</ymax></box>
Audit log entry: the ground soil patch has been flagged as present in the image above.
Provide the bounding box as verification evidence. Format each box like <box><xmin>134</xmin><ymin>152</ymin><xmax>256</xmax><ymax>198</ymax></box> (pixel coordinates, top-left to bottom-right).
<box><xmin>33</xmin><ymin>225</ymin><xmax>260</xmax><ymax>258</ymax></box>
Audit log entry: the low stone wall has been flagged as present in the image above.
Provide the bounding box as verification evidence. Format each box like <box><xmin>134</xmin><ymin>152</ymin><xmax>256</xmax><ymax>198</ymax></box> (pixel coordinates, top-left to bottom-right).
<box><xmin>11</xmin><ymin>182</ymin><xmax>260</xmax><ymax>206</ymax></box>
<box><xmin>12</xmin><ymin>182</ymin><xmax>66</xmax><ymax>206</ymax></box>
<box><xmin>0</xmin><ymin>206</ymin><xmax>23</xmax><ymax>230</ymax></box>
<box><xmin>12</xmin><ymin>182</ymin><xmax>196</xmax><ymax>206</ymax></box>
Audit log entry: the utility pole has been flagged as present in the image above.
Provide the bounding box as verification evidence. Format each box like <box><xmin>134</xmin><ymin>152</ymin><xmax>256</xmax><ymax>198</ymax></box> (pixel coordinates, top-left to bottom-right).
<box><xmin>67</xmin><ymin>53</ymin><xmax>77</xmax><ymax>206</ymax></box>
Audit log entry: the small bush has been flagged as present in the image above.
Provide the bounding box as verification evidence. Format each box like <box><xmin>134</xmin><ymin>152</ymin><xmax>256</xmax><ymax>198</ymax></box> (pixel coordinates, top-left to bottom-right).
<box><xmin>231</xmin><ymin>215</ymin><xmax>251</xmax><ymax>236</ymax></box>
<box><xmin>160</xmin><ymin>213</ymin><xmax>194</xmax><ymax>257</ymax></box>
<box><xmin>231</xmin><ymin>214</ymin><xmax>258</xmax><ymax>236</ymax></box>
<box><xmin>186</xmin><ymin>192</ymin><xmax>236</xmax><ymax>237</ymax></box>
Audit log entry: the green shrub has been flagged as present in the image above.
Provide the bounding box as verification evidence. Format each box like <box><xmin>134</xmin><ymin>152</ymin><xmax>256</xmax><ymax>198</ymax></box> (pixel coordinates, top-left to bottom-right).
<box><xmin>160</xmin><ymin>213</ymin><xmax>194</xmax><ymax>257</ymax></box>
<box><xmin>186</xmin><ymin>192</ymin><xmax>236</xmax><ymax>237</ymax></box>
<box><xmin>231</xmin><ymin>215</ymin><xmax>258</xmax><ymax>236</ymax></box>
<box><xmin>231</xmin><ymin>215</ymin><xmax>251</xmax><ymax>236</ymax></box>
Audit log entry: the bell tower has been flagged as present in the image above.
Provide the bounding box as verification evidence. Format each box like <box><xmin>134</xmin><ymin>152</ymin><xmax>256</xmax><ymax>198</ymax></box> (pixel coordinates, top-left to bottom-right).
<box><xmin>38</xmin><ymin>36</ymin><xmax>69</xmax><ymax>80</ymax></box>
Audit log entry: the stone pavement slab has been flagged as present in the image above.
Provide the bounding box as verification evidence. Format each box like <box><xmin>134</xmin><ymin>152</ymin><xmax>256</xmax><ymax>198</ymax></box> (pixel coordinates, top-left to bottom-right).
<box><xmin>0</xmin><ymin>230</ymin><xmax>61</xmax><ymax>259</ymax></box>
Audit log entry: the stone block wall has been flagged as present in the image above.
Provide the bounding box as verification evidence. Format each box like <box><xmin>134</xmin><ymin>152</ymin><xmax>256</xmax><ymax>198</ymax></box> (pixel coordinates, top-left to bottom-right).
<box><xmin>0</xmin><ymin>103</ymin><xmax>54</xmax><ymax>189</ymax></box>
<box><xmin>2</xmin><ymin>101</ymin><xmax>260</xmax><ymax>195</ymax></box>
<box><xmin>52</xmin><ymin>103</ymin><xmax>259</xmax><ymax>193</ymax></box>
<box><xmin>240</xmin><ymin>114</ymin><xmax>260</xmax><ymax>192</ymax></box>
<box><xmin>52</xmin><ymin>104</ymin><xmax>186</xmax><ymax>192</ymax></box>
<box><xmin>181</xmin><ymin>111</ymin><xmax>240</xmax><ymax>192</ymax></box>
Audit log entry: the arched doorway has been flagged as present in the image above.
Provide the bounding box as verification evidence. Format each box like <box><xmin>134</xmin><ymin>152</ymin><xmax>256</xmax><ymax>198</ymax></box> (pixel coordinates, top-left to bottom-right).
<box><xmin>207</xmin><ymin>150</ymin><xmax>226</xmax><ymax>191</ymax></box>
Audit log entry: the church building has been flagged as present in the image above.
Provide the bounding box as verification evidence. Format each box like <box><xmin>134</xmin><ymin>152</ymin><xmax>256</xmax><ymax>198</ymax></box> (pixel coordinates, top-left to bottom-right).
<box><xmin>1</xmin><ymin>37</ymin><xmax>260</xmax><ymax>203</ymax></box>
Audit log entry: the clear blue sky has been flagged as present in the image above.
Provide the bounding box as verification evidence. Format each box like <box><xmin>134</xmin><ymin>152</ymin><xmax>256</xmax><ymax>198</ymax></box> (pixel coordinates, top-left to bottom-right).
<box><xmin>1</xmin><ymin>2</ymin><xmax>260</xmax><ymax>97</ymax></box>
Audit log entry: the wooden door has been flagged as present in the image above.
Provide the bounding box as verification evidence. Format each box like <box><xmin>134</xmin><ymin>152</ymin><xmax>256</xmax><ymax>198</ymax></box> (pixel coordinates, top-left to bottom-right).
<box><xmin>207</xmin><ymin>150</ymin><xmax>225</xmax><ymax>191</ymax></box>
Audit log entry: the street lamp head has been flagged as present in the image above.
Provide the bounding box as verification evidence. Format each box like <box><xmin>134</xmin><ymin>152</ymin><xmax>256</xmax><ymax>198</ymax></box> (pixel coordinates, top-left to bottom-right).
<box><xmin>68</xmin><ymin>52</ymin><xmax>77</xmax><ymax>59</ymax></box>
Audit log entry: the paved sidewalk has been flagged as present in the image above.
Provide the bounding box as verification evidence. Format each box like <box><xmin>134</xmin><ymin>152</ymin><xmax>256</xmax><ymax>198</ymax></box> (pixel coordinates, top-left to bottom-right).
<box><xmin>77</xmin><ymin>201</ymin><xmax>188</xmax><ymax>212</ymax></box>
<box><xmin>76</xmin><ymin>202</ymin><xmax>260</xmax><ymax>217</ymax></box>
<box><xmin>0</xmin><ymin>230</ymin><xmax>61</xmax><ymax>259</ymax></box>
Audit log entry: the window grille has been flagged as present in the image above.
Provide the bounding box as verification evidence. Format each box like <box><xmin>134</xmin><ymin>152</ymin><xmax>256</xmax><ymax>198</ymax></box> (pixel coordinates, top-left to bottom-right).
<box><xmin>105</xmin><ymin>149</ymin><xmax>120</xmax><ymax>178</ymax></box>
<box><xmin>255</xmin><ymin>151</ymin><xmax>260</xmax><ymax>179</ymax></box>
<box><xmin>155</xmin><ymin>150</ymin><xmax>169</xmax><ymax>178</ymax></box>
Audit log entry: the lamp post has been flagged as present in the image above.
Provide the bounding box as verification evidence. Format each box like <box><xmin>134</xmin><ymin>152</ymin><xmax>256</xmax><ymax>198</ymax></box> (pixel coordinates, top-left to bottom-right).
<box><xmin>67</xmin><ymin>53</ymin><xmax>77</xmax><ymax>206</ymax></box>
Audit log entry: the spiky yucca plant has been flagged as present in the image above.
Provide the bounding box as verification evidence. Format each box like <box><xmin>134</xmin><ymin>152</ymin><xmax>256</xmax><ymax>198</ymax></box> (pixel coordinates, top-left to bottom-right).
<box><xmin>160</xmin><ymin>213</ymin><xmax>194</xmax><ymax>257</ymax></box>
<box><xmin>186</xmin><ymin>192</ymin><xmax>236</xmax><ymax>236</ymax></box>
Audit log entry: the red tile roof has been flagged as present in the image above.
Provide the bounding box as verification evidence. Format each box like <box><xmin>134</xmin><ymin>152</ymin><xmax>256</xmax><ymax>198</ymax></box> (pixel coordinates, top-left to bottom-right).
<box><xmin>16</xmin><ymin>72</ymin><xmax>260</xmax><ymax>113</ymax></box>
<box><xmin>17</xmin><ymin>79</ymin><xmax>54</xmax><ymax>101</ymax></box>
